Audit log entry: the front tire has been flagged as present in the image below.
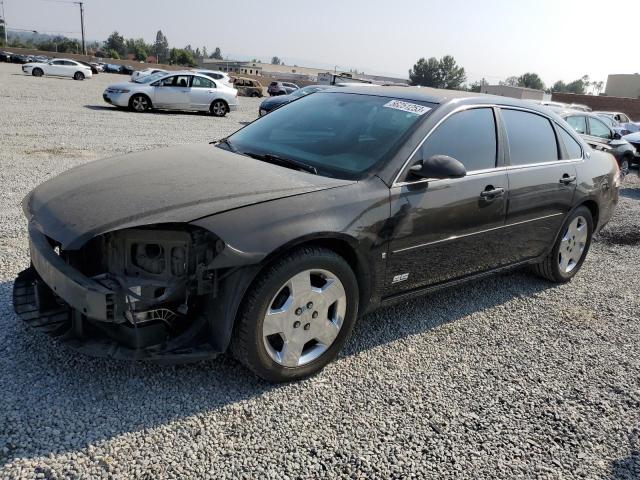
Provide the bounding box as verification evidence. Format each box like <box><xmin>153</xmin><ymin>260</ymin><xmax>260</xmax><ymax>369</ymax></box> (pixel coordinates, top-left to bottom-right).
<box><xmin>620</xmin><ymin>156</ymin><xmax>631</xmax><ymax>177</ymax></box>
<box><xmin>210</xmin><ymin>99</ymin><xmax>228</xmax><ymax>117</ymax></box>
<box><xmin>73</xmin><ymin>71</ymin><xmax>85</xmax><ymax>81</ymax></box>
<box><xmin>32</xmin><ymin>68</ymin><xmax>43</xmax><ymax>77</ymax></box>
<box><xmin>129</xmin><ymin>94</ymin><xmax>151</xmax><ymax>112</ymax></box>
<box><xmin>532</xmin><ymin>206</ymin><xmax>593</xmax><ymax>283</ymax></box>
<box><xmin>231</xmin><ymin>247</ymin><xmax>359</xmax><ymax>382</ymax></box>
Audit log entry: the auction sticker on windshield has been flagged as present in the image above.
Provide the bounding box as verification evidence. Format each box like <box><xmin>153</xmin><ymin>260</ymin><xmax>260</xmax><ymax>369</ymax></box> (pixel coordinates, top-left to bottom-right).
<box><xmin>383</xmin><ymin>100</ymin><xmax>431</xmax><ymax>115</ymax></box>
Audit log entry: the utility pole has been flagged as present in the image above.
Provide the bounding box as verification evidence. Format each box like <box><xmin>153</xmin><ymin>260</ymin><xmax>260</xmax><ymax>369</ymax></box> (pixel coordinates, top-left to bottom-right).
<box><xmin>76</xmin><ymin>1</ymin><xmax>85</xmax><ymax>55</ymax></box>
<box><xmin>1</xmin><ymin>0</ymin><xmax>8</xmax><ymax>47</ymax></box>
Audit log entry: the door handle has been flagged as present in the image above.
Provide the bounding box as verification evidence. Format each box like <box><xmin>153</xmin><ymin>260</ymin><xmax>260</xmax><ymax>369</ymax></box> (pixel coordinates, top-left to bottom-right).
<box><xmin>480</xmin><ymin>186</ymin><xmax>505</xmax><ymax>198</ymax></box>
<box><xmin>559</xmin><ymin>174</ymin><xmax>576</xmax><ymax>185</ymax></box>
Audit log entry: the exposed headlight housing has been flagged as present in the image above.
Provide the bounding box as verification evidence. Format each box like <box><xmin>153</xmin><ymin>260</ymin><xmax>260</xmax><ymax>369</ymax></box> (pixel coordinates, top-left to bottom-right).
<box><xmin>107</xmin><ymin>88</ymin><xmax>130</xmax><ymax>94</ymax></box>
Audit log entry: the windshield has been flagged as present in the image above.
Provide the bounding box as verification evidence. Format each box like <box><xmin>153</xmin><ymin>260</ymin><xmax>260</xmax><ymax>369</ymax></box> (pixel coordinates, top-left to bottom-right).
<box><xmin>136</xmin><ymin>72</ymin><xmax>167</xmax><ymax>84</ymax></box>
<box><xmin>226</xmin><ymin>92</ymin><xmax>434</xmax><ymax>179</ymax></box>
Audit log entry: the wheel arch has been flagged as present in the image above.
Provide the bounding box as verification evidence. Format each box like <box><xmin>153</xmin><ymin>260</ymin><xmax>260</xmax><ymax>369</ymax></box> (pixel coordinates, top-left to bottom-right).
<box><xmin>579</xmin><ymin>199</ymin><xmax>599</xmax><ymax>230</ymax></box>
<box><xmin>210</xmin><ymin>98</ymin><xmax>229</xmax><ymax>111</ymax></box>
<box><xmin>128</xmin><ymin>93</ymin><xmax>152</xmax><ymax>109</ymax></box>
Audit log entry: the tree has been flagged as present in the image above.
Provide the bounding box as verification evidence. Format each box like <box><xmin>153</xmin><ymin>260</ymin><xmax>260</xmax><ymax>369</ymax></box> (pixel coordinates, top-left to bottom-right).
<box><xmin>0</xmin><ymin>16</ymin><xmax>5</xmax><ymax>47</ymax></box>
<box><xmin>169</xmin><ymin>48</ymin><xmax>196</xmax><ymax>66</ymax></box>
<box><xmin>106</xmin><ymin>49</ymin><xmax>120</xmax><ymax>60</ymax></box>
<box><xmin>593</xmin><ymin>80</ymin><xmax>604</xmax><ymax>95</ymax></box>
<box><xmin>500</xmin><ymin>76</ymin><xmax>519</xmax><ymax>87</ymax></box>
<box><xmin>202</xmin><ymin>46</ymin><xmax>208</xmax><ymax>58</ymax></box>
<box><xmin>517</xmin><ymin>72</ymin><xmax>545</xmax><ymax>90</ymax></box>
<box><xmin>271</xmin><ymin>56</ymin><xmax>282</xmax><ymax>65</ymax></box>
<box><xmin>581</xmin><ymin>75</ymin><xmax>591</xmax><ymax>94</ymax></box>
<box><xmin>408</xmin><ymin>55</ymin><xmax>466</xmax><ymax>90</ymax></box>
<box><xmin>565</xmin><ymin>79</ymin><xmax>586</xmax><ymax>94</ymax></box>
<box><xmin>125</xmin><ymin>38</ymin><xmax>149</xmax><ymax>61</ymax></box>
<box><xmin>105</xmin><ymin>31</ymin><xmax>126</xmax><ymax>57</ymax></box>
<box><xmin>154</xmin><ymin>30</ymin><xmax>169</xmax><ymax>63</ymax></box>
<box><xmin>552</xmin><ymin>80</ymin><xmax>567</xmax><ymax>92</ymax></box>
<box><xmin>211</xmin><ymin>47</ymin><xmax>223</xmax><ymax>60</ymax></box>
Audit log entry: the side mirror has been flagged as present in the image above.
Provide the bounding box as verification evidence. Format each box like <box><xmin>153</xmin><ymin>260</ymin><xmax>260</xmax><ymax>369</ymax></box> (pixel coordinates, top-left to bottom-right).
<box><xmin>409</xmin><ymin>154</ymin><xmax>467</xmax><ymax>180</ymax></box>
<box><xmin>613</xmin><ymin>131</ymin><xmax>622</xmax><ymax>140</ymax></box>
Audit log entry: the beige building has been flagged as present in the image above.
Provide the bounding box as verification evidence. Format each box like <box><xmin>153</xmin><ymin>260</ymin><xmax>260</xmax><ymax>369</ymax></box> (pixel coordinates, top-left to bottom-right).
<box><xmin>605</xmin><ymin>74</ymin><xmax>640</xmax><ymax>98</ymax></box>
<box><xmin>480</xmin><ymin>84</ymin><xmax>545</xmax><ymax>101</ymax></box>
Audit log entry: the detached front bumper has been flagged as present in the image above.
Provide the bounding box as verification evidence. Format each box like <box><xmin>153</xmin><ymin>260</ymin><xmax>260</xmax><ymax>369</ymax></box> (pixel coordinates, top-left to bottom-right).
<box><xmin>13</xmin><ymin>225</ymin><xmax>219</xmax><ymax>362</ymax></box>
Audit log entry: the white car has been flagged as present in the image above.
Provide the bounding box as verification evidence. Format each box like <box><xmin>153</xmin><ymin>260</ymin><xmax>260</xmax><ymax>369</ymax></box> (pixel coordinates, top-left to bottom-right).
<box><xmin>22</xmin><ymin>58</ymin><xmax>93</xmax><ymax>80</ymax></box>
<box><xmin>131</xmin><ymin>67</ymin><xmax>167</xmax><ymax>82</ymax></box>
<box><xmin>103</xmin><ymin>71</ymin><xmax>239</xmax><ymax>117</ymax></box>
<box><xmin>191</xmin><ymin>69</ymin><xmax>233</xmax><ymax>88</ymax></box>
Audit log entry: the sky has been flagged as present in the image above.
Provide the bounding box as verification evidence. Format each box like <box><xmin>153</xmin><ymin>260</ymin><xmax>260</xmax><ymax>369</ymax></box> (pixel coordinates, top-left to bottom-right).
<box><xmin>3</xmin><ymin>0</ymin><xmax>638</xmax><ymax>86</ymax></box>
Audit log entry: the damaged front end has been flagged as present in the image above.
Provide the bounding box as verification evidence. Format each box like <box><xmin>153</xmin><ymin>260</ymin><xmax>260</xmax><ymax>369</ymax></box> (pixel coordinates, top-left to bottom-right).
<box><xmin>14</xmin><ymin>223</ymin><xmax>241</xmax><ymax>362</ymax></box>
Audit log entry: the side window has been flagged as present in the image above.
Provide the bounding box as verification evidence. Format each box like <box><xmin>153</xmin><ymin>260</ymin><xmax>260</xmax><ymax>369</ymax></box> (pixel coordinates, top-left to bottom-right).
<box><xmin>502</xmin><ymin>109</ymin><xmax>558</xmax><ymax>165</ymax></box>
<box><xmin>419</xmin><ymin>108</ymin><xmax>497</xmax><ymax>172</ymax></box>
<box><xmin>175</xmin><ymin>75</ymin><xmax>190</xmax><ymax>87</ymax></box>
<box><xmin>558</xmin><ymin>128</ymin><xmax>583</xmax><ymax>159</ymax></box>
<box><xmin>588</xmin><ymin>117</ymin><xmax>611</xmax><ymax>139</ymax></box>
<box><xmin>192</xmin><ymin>76</ymin><xmax>214</xmax><ymax>88</ymax></box>
<box><xmin>566</xmin><ymin>116</ymin><xmax>587</xmax><ymax>134</ymax></box>
<box><xmin>159</xmin><ymin>76</ymin><xmax>175</xmax><ymax>86</ymax></box>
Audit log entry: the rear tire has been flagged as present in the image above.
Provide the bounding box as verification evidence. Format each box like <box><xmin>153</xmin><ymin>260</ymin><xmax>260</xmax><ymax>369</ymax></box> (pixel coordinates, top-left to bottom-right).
<box><xmin>73</xmin><ymin>72</ymin><xmax>85</xmax><ymax>81</ymax></box>
<box><xmin>32</xmin><ymin>68</ymin><xmax>43</xmax><ymax>77</ymax></box>
<box><xmin>532</xmin><ymin>206</ymin><xmax>593</xmax><ymax>283</ymax></box>
<box><xmin>231</xmin><ymin>247</ymin><xmax>359</xmax><ymax>382</ymax></box>
<box><xmin>251</xmin><ymin>91</ymin><xmax>260</xmax><ymax>97</ymax></box>
<box><xmin>210</xmin><ymin>99</ymin><xmax>228</xmax><ymax>117</ymax></box>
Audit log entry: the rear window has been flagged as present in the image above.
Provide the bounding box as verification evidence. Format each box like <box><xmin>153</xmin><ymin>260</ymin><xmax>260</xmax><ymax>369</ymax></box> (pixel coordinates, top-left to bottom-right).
<box><xmin>502</xmin><ymin>109</ymin><xmax>558</xmax><ymax>166</ymax></box>
<box><xmin>558</xmin><ymin>128</ymin><xmax>583</xmax><ymax>159</ymax></box>
<box><xmin>227</xmin><ymin>93</ymin><xmax>434</xmax><ymax>179</ymax></box>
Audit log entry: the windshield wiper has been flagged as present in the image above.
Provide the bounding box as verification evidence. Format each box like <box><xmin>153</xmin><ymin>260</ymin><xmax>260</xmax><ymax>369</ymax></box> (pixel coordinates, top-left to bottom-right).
<box><xmin>213</xmin><ymin>137</ymin><xmax>236</xmax><ymax>152</ymax></box>
<box><xmin>242</xmin><ymin>151</ymin><xmax>318</xmax><ymax>175</ymax></box>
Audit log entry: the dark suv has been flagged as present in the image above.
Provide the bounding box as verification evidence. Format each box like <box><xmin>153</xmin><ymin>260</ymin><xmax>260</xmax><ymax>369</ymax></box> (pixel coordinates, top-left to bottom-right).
<box><xmin>561</xmin><ymin>110</ymin><xmax>636</xmax><ymax>176</ymax></box>
<box><xmin>268</xmin><ymin>81</ymin><xmax>299</xmax><ymax>96</ymax></box>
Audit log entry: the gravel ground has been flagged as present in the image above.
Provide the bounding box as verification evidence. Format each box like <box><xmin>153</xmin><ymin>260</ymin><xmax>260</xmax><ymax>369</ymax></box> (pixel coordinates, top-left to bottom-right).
<box><xmin>1</xmin><ymin>62</ymin><xmax>639</xmax><ymax>479</ymax></box>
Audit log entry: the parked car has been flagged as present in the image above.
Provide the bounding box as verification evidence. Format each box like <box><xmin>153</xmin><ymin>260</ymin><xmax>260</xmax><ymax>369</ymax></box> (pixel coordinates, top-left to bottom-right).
<box><xmin>596</xmin><ymin>114</ymin><xmax>631</xmax><ymax>137</ymax></box>
<box><xmin>78</xmin><ymin>61</ymin><xmax>99</xmax><ymax>75</ymax></box>
<box><xmin>561</xmin><ymin>110</ymin><xmax>635</xmax><ymax>175</ymax></box>
<box><xmin>231</xmin><ymin>77</ymin><xmax>264</xmax><ymax>97</ymax></box>
<box><xmin>103</xmin><ymin>70</ymin><xmax>238</xmax><ymax>116</ymax></box>
<box><xmin>594</xmin><ymin>111</ymin><xmax>640</xmax><ymax>134</ymax></box>
<box><xmin>568</xmin><ymin>103</ymin><xmax>591</xmax><ymax>112</ymax></box>
<box><xmin>0</xmin><ymin>51</ymin><xmax>12</xmax><ymax>62</ymax></box>
<box><xmin>192</xmin><ymin>69</ymin><xmax>232</xmax><ymax>88</ymax></box>
<box><xmin>622</xmin><ymin>131</ymin><xmax>640</xmax><ymax>171</ymax></box>
<box><xmin>119</xmin><ymin>65</ymin><xmax>134</xmax><ymax>75</ymax></box>
<box><xmin>131</xmin><ymin>67</ymin><xmax>167</xmax><ymax>82</ymax></box>
<box><xmin>10</xmin><ymin>54</ymin><xmax>29</xmax><ymax>64</ymax></box>
<box><xmin>259</xmin><ymin>85</ymin><xmax>330</xmax><ymax>116</ymax></box>
<box><xmin>268</xmin><ymin>81</ymin><xmax>299</xmax><ymax>96</ymax></box>
<box><xmin>14</xmin><ymin>87</ymin><xmax>619</xmax><ymax>382</ymax></box>
<box><xmin>90</xmin><ymin>62</ymin><xmax>104</xmax><ymax>72</ymax></box>
<box><xmin>22</xmin><ymin>58</ymin><xmax>93</xmax><ymax>80</ymax></box>
<box><xmin>102</xmin><ymin>63</ymin><xmax>122</xmax><ymax>73</ymax></box>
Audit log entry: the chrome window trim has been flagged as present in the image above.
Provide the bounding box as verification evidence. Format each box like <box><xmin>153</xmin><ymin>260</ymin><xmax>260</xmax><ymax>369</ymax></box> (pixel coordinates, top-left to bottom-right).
<box><xmin>392</xmin><ymin>212</ymin><xmax>564</xmax><ymax>254</ymax></box>
<box><xmin>392</xmin><ymin>103</ymin><xmax>585</xmax><ymax>188</ymax></box>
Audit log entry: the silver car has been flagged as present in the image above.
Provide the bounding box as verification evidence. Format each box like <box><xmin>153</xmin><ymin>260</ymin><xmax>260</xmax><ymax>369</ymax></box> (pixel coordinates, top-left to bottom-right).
<box><xmin>103</xmin><ymin>71</ymin><xmax>239</xmax><ymax>117</ymax></box>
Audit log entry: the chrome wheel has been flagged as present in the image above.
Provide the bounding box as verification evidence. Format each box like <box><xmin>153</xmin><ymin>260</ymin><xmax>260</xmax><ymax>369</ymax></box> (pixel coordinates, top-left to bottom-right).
<box><xmin>558</xmin><ymin>215</ymin><xmax>588</xmax><ymax>274</ymax></box>
<box><xmin>211</xmin><ymin>100</ymin><xmax>227</xmax><ymax>116</ymax></box>
<box><xmin>131</xmin><ymin>95</ymin><xmax>149</xmax><ymax>112</ymax></box>
<box><xmin>262</xmin><ymin>269</ymin><xmax>347</xmax><ymax>367</ymax></box>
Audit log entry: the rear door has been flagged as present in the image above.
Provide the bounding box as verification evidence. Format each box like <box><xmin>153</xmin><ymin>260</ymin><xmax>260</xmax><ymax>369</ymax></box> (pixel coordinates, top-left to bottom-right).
<box><xmin>386</xmin><ymin>106</ymin><xmax>509</xmax><ymax>295</ymax></box>
<box><xmin>153</xmin><ymin>75</ymin><xmax>191</xmax><ymax>109</ymax></box>
<box><xmin>189</xmin><ymin>75</ymin><xmax>216</xmax><ymax>110</ymax></box>
<box><xmin>501</xmin><ymin>108</ymin><xmax>579</xmax><ymax>262</ymax></box>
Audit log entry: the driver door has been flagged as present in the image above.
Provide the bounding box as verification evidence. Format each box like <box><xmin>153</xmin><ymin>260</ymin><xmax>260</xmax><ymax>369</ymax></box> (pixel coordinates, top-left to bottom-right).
<box><xmin>46</xmin><ymin>60</ymin><xmax>65</xmax><ymax>76</ymax></box>
<box><xmin>385</xmin><ymin>107</ymin><xmax>508</xmax><ymax>295</ymax></box>
<box><xmin>153</xmin><ymin>75</ymin><xmax>191</xmax><ymax>109</ymax></box>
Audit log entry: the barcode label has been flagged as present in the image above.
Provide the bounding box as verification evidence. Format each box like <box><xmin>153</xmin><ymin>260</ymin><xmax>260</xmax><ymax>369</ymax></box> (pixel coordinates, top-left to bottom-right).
<box><xmin>383</xmin><ymin>100</ymin><xmax>431</xmax><ymax>116</ymax></box>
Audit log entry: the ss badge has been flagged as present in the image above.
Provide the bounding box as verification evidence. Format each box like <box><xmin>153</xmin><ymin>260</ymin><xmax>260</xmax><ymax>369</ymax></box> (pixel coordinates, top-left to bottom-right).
<box><xmin>392</xmin><ymin>273</ymin><xmax>409</xmax><ymax>284</ymax></box>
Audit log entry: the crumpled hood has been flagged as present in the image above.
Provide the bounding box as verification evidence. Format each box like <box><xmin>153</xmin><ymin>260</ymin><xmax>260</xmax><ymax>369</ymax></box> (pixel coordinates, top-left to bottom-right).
<box><xmin>25</xmin><ymin>144</ymin><xmax>351</xmax><ymax>249</ymax></box>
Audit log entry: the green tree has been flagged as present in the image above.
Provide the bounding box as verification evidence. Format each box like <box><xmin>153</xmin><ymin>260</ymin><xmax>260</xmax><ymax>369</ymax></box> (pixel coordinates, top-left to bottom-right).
<box><xmin>154</xmin><ymin>30</ymin><xmax>169</xmax><ymax>63</ymax></box>
<box><xmin>106</xmin><ymin>48</ymin><xmax>120</xmax><ymax>60</ymax></box>
<box><xmin>552</xmin><ymin>80</ymin><xmax>567</xmax><ymax>92</ymax></box>
<box><xmin>408</xmin><ymin>55</ymin><xmax>466</xmax><ymax>89</ymax></box>
<box><xmin>593</xmin><ymin>80</ymin><xmax>604</xmax><ymax>95</ymax></box>
<box><xmin>271</xmin><ymin>56</ymin><xmax>281</xmax><ymax>65</ymax></box>
<box><xmin>169</xmin><ymin>48</ymin><xmax>196</xmax><ymax>66</ymax></box>
<box><xmin>500</xmin><ymin>76</ymin><xmax>519</xmax><ymax>86</ymax></box>
<box><xmin>202</xmin><ymin>46</ymin><xmax>208</xmax><ymax>58</ymax></box>
<box><xmin>211</xmin><ymin>47</ymin><xmax>223</xmax><ymax>60</ymax></box>
<box><xmin>517</xmin><ymin>72</ymin><xmax>545</xmax><ymax>90</ymax></box>
<box><xmin>105</xmin><ymin>31</ymin><xmax>125</xmax><ymax>57</ymax></box>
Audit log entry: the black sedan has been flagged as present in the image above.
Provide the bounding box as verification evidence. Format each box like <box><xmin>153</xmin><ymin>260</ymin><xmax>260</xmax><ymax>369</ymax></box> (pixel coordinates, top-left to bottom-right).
<box><xmin>14</xmin><ymin>88</ymin><xmax>619</xmax><ymax>382</ymax></box>
<box><xmin>259</xmin><ymin>85</ymin><xmax>330</xmax><ymax>116</ymax></box>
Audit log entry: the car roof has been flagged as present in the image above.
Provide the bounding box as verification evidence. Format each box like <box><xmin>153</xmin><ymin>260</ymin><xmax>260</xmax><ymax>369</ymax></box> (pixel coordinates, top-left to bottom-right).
<box><xmin>322</xmin><ymin>85</ymin><xmax>557</xmax><ymax>113</ymax></box>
